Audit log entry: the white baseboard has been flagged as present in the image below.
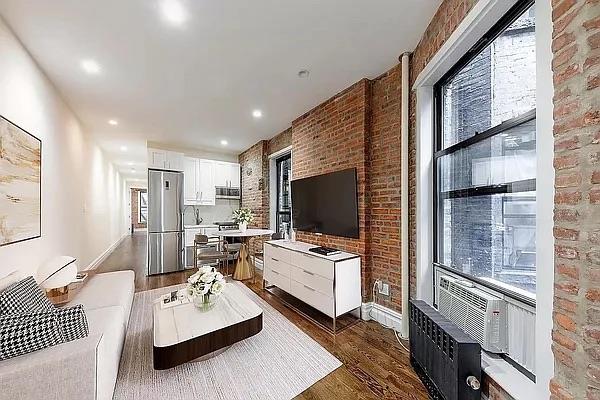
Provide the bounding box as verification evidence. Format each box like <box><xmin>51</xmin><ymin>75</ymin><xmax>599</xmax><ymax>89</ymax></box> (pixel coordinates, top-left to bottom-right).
<box><xmin>361</xmin><ymin>301</ymin><xmax>403</xmax><ymax>332</ymax></box>
<box><xmin>85</xmin><ymin>232</ymin><xmax>128</xmax><ymax>271</ymax></box>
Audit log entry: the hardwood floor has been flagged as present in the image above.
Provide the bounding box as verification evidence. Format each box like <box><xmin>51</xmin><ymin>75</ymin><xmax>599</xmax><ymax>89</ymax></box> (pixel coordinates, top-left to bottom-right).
<box><xmin>96</xmin><ymin>232</ymin><xmax>429</xmax><ymax>400</ymax></box>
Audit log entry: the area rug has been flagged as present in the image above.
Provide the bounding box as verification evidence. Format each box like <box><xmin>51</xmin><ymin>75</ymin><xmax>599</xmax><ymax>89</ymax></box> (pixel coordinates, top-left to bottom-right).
<box><xmin>113</xmin><ymin>282</ymin><xmax>342</xmax><ymax>400</ymax></box>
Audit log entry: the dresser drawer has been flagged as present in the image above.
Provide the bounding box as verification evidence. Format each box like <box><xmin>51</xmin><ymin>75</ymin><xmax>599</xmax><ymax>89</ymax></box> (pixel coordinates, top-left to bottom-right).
<box><xmin>265</xmin><ymin>256</ymin><xmax>290</xmax><ymax>277</ymax></box>
<box><xmin>290</xmin><ymin>266</ymin><xmax>333</xmax><ymax>297</ymax></box>
<box><xmin>264</xmin><ymin>243</ymin><xmax>291</xmax><ymax>265</ymax></box>
<box><xmin>290</xmin><ymin>280</ymin><xmax>334</xmax><ymax>318</ymax></box>
<box><xmin>265</xmin><ymin>266</ymin><xmax>291</xmax><ymax>293</ymax></box>
<box><xmin>290</xmin><ymin>252</ymin><xmax>334</xmax><ymax>280</ymax></box>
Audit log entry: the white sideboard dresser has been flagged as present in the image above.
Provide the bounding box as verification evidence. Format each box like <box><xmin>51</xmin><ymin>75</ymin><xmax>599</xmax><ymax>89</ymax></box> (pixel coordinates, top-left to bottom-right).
<box><xmin>263</xmin><ymin>240</ymin><xmax>361</xmax><ymax>333</ymax></box>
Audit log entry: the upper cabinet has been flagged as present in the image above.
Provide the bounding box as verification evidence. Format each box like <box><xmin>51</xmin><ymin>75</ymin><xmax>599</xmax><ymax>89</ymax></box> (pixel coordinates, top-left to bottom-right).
<box><xmin>183</xmin><ymin>157</ymin><xmax>215</xmax><ymax>205</ymax></box>
<box><xmin>148</xmin><ymin>148</ymin><xmax>184</xmax><ymax>171</ymax></box>
<box><xmin>214</xmin><ymin>161</ymin><xmax>241</xmax><ymax>188</ymax></box>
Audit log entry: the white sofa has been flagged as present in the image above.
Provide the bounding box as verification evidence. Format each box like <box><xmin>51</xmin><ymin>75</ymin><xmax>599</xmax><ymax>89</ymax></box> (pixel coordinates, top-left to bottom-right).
<box><xmin>0</xmin><ymin>270</ymin><xmax>135</xmax><ymax>400</ymax></box>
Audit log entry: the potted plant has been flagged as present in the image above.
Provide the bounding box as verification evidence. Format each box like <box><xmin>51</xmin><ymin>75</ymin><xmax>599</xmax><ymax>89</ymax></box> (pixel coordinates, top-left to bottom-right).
<box><xmin>186</xmin><ymin>266</ymin><xmax>226</xmax><ymax>311</ymax></box>
<box><xmin>232</xmin><ymin>208</ymin><xmax>254</xmax><ymax>233</ymax></box>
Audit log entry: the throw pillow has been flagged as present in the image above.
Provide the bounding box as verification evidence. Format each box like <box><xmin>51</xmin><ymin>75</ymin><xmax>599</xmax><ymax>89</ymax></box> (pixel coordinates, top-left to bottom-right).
<box><xmin>0</xmin><ymin>312</ymin><xmax>63</xmax><ymax>360</ymax></box>
<box><xmin>0</xmin><ymin>305</ymin><xmax>89</xmax><ymax>360</ymax></box>
<box><xmin>0</xmin><ymin>276</ymin><xmax>54</xmax><ymax>315</ymax></box>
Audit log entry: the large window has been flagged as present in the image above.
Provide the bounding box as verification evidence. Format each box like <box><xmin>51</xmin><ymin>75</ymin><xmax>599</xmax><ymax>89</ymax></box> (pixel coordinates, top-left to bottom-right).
<box><xmin>276</xmin><ymin>154</ymin><xmax>292</xmax><ymax>236</ymax></box>
<box><xmin>434</xmin><ymin>1</ymin><xmax>536</xmax><ymax>301</ymax></box>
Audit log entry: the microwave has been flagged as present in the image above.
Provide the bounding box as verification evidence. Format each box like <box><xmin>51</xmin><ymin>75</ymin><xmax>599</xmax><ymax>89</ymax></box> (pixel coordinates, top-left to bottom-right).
<box><xmin>215</xmin><ymin>186</ymin><xmax>240</xmax><ymax>199</ymax></box>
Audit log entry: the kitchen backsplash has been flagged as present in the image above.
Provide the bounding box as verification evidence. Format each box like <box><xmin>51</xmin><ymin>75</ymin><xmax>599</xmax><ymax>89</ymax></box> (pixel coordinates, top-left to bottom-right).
<box><xmin>183</xmin><ymin>199</ymin><xmax>240</xmax><ymax>225</ymax></box>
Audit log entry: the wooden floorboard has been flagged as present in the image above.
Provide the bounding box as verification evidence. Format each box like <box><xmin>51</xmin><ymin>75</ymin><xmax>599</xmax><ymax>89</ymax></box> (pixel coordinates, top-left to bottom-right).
<box><xmin>96</xmin><ymin>232</ymin><xmax>429</xmax><ymax>400</ymax></box>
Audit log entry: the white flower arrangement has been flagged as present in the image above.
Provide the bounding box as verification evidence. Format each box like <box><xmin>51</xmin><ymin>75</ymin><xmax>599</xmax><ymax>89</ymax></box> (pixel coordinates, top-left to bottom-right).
<box><xmin>232</xmin><ymin>208</ymin><xmax>254</xmax><ymax>224</ymax></box>
<box><xmin>187</xmin><ymin>266</ymin><xmax>226</xmax><ymax>303</ymax></box>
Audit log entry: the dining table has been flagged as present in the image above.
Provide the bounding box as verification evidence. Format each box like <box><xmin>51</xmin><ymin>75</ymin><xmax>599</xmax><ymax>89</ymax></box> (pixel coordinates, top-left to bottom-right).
<box><xmin>214</xmin><ymin>228</ymin><xmax>274</xmax><ymax>281</ymax></box>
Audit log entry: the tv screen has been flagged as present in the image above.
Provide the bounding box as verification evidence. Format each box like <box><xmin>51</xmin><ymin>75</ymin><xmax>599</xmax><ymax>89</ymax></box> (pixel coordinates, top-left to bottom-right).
<box><xmin>291</xmin><ymin>168</ymin><xmax>359</xmax><ymax>239</ymax></box>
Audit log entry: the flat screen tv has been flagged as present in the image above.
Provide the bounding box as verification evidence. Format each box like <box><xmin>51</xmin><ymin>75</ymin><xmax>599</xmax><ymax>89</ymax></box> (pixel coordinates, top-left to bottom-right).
<box><xmin>291</xmin><ymin>168</ymin><xmax>359</xmax><ymax>239</ymax></box>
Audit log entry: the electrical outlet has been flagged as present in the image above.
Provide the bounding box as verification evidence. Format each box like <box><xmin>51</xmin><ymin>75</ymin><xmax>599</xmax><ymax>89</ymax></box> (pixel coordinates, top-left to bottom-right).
<box><xmin>378</xmin><ymin>282</ymin><xmax>390</xmax><ymax>296</ymax></box>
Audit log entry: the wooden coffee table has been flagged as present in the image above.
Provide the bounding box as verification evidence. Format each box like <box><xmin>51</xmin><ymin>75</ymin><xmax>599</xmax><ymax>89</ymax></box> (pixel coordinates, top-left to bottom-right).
<box><xmin>152</xmin><ymin>283</ymin><xmax>263</xmax><ymax>370</ymax></box>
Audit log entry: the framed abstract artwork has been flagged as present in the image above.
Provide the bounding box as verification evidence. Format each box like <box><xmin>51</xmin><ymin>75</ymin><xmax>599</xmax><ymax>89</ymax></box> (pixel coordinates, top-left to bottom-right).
<box><xmin>0</xmin><ymin>115</ymin><xmax>41</xmax><ymax>246</ymax></box>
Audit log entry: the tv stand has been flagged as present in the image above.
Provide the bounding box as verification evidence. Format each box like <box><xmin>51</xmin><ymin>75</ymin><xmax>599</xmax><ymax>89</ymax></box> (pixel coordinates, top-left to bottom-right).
<box><xmin>309</xmin><ymin>246</ymin><xmax>341</xmax><ymax>256</ymax></box>
<box><xmin>262</xmin><ymin>240</ymin><xmax>362</xmax><ymax>334</ymax></box>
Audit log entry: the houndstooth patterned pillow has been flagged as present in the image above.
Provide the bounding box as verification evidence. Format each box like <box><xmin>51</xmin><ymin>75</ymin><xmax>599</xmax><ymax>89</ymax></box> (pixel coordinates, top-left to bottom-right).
<box><xmin>0</xmin><ymin>312</ymin><xmax>63</xmax><ymax>360</ymax></box>
<box><xmin>0</xmin><ymin>305</ymin><xmax>89</xmax><ymax>360</ymax></box>
<box><xmin>0</xmin><ymin>276</ymin><xmax>54</xmax><ymax>315</ymax></box>
<box><xmin>55</xmin><ymin>304</ymin><xmax>89</xmax><ymax>342</ymax></box>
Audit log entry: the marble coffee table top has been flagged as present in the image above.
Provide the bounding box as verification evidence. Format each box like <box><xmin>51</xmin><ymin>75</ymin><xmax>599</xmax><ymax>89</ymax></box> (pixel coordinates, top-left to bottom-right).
<box><xmin>153</xmin><ymin>283</ymin><xmax>263</xmax><ymax>348</ymax></box>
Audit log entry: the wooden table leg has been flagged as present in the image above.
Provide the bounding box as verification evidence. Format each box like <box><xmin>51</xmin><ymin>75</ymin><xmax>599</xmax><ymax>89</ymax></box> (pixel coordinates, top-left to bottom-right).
<box><xmin>232</xmin><ymin>238</ymin><xmax>253</xmax><ymax>281</ymax></box>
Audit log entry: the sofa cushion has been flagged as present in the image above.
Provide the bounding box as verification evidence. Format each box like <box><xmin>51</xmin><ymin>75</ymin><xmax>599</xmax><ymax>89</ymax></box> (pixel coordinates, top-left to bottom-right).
<box><xmin>86</xmin><ymin>305</ymin><xmax>128</xmax><ymax>400</ymax></box>
<box><xmin>69</xmin><ymin>270</ymin><xmax>134</xmax><ymax>324</ymax></box>
<box><xmin>0</xmin><ymin>270</ymin><xmax>23</xmax><ymax>292</ymax></box>
<box><xmin>0</xmin><ymin>276</ymin><xmax>54</xmax><ymax>315</ymax></box>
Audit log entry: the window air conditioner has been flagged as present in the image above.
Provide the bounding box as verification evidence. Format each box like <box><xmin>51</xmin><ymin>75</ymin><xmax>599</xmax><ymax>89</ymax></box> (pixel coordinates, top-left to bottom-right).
<box><xmin>437</xmin><ymin>275</ymin><xmax>507</xmax><ymax>354</ymax></box>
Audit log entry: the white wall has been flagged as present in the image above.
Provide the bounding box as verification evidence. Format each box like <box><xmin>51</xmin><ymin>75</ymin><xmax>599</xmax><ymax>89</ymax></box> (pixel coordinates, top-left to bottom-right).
<box><xmin>0</xmin><ymin>18</ymin><xmax>127</xmax><ymax>277</ymax></box>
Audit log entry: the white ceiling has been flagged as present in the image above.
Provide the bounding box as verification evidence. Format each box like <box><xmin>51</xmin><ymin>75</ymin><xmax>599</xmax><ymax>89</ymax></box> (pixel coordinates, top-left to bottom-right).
<box><xmin>0</xmin><ymin>0</ymin><xmax>440</xmax><ymax>180</ymax></box>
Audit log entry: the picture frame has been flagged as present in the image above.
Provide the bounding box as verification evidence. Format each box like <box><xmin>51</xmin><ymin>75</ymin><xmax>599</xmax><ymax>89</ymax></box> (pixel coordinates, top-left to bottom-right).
<box><xmin>0</xmin><ymin>115</ymin><xmax>42</xmax><ymax>247</ymax></box>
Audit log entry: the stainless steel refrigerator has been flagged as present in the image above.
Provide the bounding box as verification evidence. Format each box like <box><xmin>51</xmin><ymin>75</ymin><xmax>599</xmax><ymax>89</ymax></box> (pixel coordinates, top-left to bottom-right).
<box><xmin>147</xmin><ymin>170</ymin><xmax>185</xmax><ymax>275</ymax></box>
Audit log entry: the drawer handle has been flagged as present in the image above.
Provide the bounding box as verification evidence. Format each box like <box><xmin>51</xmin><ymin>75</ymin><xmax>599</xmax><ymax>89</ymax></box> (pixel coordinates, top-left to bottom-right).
<box><xmin>272</xmin><ymin>258</ymin><xmax>279</xmax><ymax>262</ymax></box>
<box><xmin>303</xmin><ymin>284</ymin><xmax>315</xmax><ymax>291</ymax></box>
<box><xmin>303</xmin><ymin>269</ymin><xmax>314</xmax><ymax>276</ymax></box>
<box><xmin>272</xmin><ymin>270</ymin><xmax>279</xmax><ymax>275</ymax></box>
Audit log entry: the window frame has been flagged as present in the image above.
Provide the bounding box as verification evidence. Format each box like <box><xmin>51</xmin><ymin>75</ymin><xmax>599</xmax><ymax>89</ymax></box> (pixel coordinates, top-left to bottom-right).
<box><xmin>275</xmin><ymin>153</ymin><xmax>292</xmax><ymax>234</ymax></box>
<box><xmin>432</xmin><ymin>0</ymin><xmax>537</xmax><ymax>308</ymax></box>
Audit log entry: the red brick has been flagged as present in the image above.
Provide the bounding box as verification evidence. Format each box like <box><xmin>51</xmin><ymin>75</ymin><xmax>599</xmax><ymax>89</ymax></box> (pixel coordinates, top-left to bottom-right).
<box><xmin>589</xmin><ymin>32</ymin><xmax>600</xmax><ymax>50</ymax></box>
<box><xmin>553</xmin><ymin>330</ymin><xmax>577</xmax><ymax>351</ymax></box>
<box><xmin>555</xmin><ymin>312</ymin><xmax>577</xmax><ymax>332</ymax></box>
<box><xmin>555</xmin><ymin>190</ymin><xmax>582</xmax><ymax>205</ymax></box>
<box><xmin>552</xmin><ymin>0</ymin><xmax>577</xmax><ymax>20</ymax></box>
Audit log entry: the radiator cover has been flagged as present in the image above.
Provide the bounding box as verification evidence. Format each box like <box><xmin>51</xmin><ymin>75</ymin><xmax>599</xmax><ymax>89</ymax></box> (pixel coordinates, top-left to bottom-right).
<box><xmin>409</xmin><ymin>300</ymin><xmax>482</xmax><ymax>400</ymax></box>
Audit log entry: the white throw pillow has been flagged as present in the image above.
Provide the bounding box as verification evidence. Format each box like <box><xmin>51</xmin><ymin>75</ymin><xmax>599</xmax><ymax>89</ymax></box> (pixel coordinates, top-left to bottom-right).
<box><xmin>0</xmin><ymin>271</ymin><xmax>23</xmax><ymax>292</ymax></box>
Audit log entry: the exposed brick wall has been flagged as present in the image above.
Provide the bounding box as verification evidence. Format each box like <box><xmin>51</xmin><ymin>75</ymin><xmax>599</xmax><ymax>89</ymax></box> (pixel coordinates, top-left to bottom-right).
<box><xmin>268</xmin><ymin>127</ymin><xmax>292</xmax><ymax>155</ymax></box>
<box><xmin>238</xmin><ymin>141</ymin><xmax>269</xmax><ymax>231</ymax></box>
<box><xmin>550</xmin><ymin>1</ymin><xmax>600</xmax><ymax>399</ymax></box>
<box><xmin>369</xmin><ymin>65</ymin><xmax>403</xmax><ymax>311</ymax></box>
<box><xmin>239</xmin><ymin>129</ymin><xmax>293</xmax><ymax>254</ymax></box>
<box><xmin>291</xmin><ymin>79</ymin><xmax>372</xmax><ymax>301</ymax></box>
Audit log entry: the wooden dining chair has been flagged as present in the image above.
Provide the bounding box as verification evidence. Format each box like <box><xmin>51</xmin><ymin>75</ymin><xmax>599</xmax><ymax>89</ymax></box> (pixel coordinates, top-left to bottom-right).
<box><xmin>193</xmin><ymin>234</ymin><xmax>229</xmax><ymax>275</ymax></box>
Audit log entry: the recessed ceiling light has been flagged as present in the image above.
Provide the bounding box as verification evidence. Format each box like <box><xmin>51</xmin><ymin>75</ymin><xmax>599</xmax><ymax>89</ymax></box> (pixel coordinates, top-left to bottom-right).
<box><xmin>108</xmin><ymin>119</ymin><xmax>118</xmax><ymax>126</ymax></box>
<box><xmin>252</xmin><ymin>109</ymin><xmax>263</xmax><ymax>119</ymax></box>
<box><xmin>128</xmin><ymin>162</ymin><xmax>134</xmax><ymax>166</ymax></box>
<box><xmin>160</xmin><ymin>0</ymin><xmax>188</xmax><ymax>26</ymax></box>
<box><xmin>220</xmin><ymin>140</ymin><xmax>228</xmax><ymax>146</ymax></box>
<box><xmin>81</xmin><ymin>59</ymin><xmax>101</xmax><ymax>74</ymax></box>
<box><xmin>298</xmin><ymin>69</ymin><xmax>310</xmax><ymax>78</ymax></box>
<box><xmin>120</xmin><ymin>146</ymin><xmax>128</xmax><ymax>152</ymax></box>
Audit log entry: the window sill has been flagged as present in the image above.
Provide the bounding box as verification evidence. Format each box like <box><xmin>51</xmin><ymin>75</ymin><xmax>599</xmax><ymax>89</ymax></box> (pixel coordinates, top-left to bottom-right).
<box><xmin>482</xmin><ymin>352</ymin><xmax>536</xmax><ymax>400</ymax></box>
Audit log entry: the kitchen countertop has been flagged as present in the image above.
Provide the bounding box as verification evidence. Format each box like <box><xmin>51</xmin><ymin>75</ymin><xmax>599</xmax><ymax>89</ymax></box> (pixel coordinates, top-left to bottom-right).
<box><xmin>184</xmin><ymin>224</ymin><xmax>219</xmax><ymax>229</ymax></box>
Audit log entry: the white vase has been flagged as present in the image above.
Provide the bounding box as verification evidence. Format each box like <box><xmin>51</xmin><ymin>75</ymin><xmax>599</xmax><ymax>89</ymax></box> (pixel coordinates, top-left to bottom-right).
<box><xmin>239</xmin><ymin>221</ymin><xmax>247</xmax><ymax>233</ymax></box>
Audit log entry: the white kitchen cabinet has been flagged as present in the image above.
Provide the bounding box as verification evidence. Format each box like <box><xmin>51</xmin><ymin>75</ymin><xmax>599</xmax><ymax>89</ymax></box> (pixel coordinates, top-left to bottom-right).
<box><xmin>183</xmin><ymin>158</ymin><xmax>215</xmax><ymax>205</ymax></box>
<box><xmin>213</xmin><ymin>161</ymin><xmax>229</xmax><ymax>187</ymax></box>
<box><xmin>229</xmin><ymin>163</ymin><xmax>240</xmax><ymax>188</ymax></box>
<box><xmin>184</xmin><ymin>157</ymin><xmax>198</xmax><ymax>203</ymax></box>
<box><xmin>213</xmin><ymin>161</ymin><xmax>240</xmax><ymax>188</ymax></box>
<box><xmin>147</xmin><ymin>148</ymin><xmax>184</xmax><ymax>171</ymax></box>
<box><xmin>198</xmin><ymin>159</ymin><xmax>215</xmax><ymax>205</ymax></box>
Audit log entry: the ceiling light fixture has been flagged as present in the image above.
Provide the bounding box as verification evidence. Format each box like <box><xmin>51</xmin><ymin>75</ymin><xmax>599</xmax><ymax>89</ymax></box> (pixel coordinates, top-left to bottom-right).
<box><xmin>160</xmin><ymin>0</ymin><xmax>188</xmax><ymax>26</ymax></box>
<box><xmin>298</xmin><ymin>69</ymin><xmax>310</xmax><ymax>78</ymax></box>
<box><xmin>128</xmin><ymin>162</ymin><xmax>134</xmax><ymax>166</ymax></box>
<box><xmin>252</xmin><ymin>109</ymin><xmax>263</xmax><ymax>119</ymax></box>
<box><xmin>108</xmin><ymin>119</ymin><xmax>118</xmax><ymax>126</ymax></box>
<box><xmin>120</xmin><ymin>146</ymin><xmax>128</xmax><ymax>152</ymax></box>
<box><xmin>81</xmin><ymin>59</ymin><xmax>101</xmax><ymax>74</ymax></box>
<box><xmin>220</xmin><ymin>140</ymin><xmax>228</xmax><ymax>146</ymax></box>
